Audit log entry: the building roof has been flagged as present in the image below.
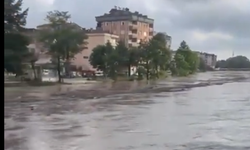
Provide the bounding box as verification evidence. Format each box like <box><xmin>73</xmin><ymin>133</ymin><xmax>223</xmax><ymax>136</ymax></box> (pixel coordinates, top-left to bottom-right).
<box><xmin>95</xmin><ymin>7</ymin><xmax>154</xmax><ymax>23</ymax></box>
<box><xmin>84</xmin><ymin>28</ymin><xmax>119</xmax><ymax>37</ymax></box>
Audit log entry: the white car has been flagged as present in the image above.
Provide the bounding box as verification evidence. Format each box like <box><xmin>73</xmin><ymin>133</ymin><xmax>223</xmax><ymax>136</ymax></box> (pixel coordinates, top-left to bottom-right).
<box><xmin>95</xmin><ymin>71</ymin><xmax>103</xmax><ymax>77</ymax></box>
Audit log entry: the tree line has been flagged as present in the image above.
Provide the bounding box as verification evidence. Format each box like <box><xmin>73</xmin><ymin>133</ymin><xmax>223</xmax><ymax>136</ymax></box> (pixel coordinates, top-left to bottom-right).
<box><xmin>4</xmin><ymin>0</ymin><xmax>202</xmax><ymax>82</ymax></box>
<box><xmin>216</xmin><ymin>56</ymin><xmax>250</xmax><ymax>68</ymax></box>
<box><xmin>89</xmin><ymin>38</ymin><xmax>201</xmax><ymax>80</ymax></box>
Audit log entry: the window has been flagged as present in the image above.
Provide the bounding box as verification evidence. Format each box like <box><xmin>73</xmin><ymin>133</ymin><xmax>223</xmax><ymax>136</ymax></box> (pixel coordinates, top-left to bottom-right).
<box><xmin>106</xmin><ymin>22</ymin><xmax>109</xmax><ymax>26</ymax></box>
<box><xmin>83</xmin><ymin>56</ymin><xmax>88</xmax><ymax>59</ymax></box>
<box><xmin>121</xmin><ymin>22</ymin><xmax>125</xmax><ymax>25</ymax></box>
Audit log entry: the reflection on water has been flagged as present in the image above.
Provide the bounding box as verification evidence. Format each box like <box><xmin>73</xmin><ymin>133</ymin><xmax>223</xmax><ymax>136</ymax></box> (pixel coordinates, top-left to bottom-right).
<box><xmin>4</xmin><ymin>72</ymin><xmax>250</xmax><ymax>150</ymax></box>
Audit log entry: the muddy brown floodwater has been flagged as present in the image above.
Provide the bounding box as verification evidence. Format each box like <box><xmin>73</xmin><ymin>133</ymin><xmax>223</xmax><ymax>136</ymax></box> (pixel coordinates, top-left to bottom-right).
<box><xmin>4</xmin><ymin>71</ymin><xmax>250</xmax><ymax>150</ymax></box>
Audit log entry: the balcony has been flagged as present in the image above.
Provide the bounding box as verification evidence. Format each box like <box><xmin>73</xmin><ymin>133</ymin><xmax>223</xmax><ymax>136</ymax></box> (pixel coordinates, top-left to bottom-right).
<box><xmin>131</xmin><ymin>21</ymin><xmax>137</xmax><ymax>25</ymax></box>
<box><xmin>129</xmin><ymin>37</ymin><xmax>137</xmax><ymax>43</ymax></box>
<box><xmin>129</xmin><ymin>34</ymin><xmax>137</xmax><ymax>39</ymax></box>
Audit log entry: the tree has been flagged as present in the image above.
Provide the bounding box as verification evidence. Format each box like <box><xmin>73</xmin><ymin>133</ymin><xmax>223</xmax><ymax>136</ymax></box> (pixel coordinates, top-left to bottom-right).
<box><xmin>216</xmin><ymin>55</ymin><xmax>250</xmax><ymax>68</ymax></box>
<box><xmin>150</xmin><ymin>33</ymin><xmax>171</xmax><ymax>77</ymax></box>
<box><xmin>127</xmin><ymin>47</ymin><xmax>141</xmax><ymax>76</ymax></box>
<box><xmin>128</xmin><ymin>33</ymin><xmax>172</xmax><ymax>80</ymax></box>
<box><xmin>39</xmin><ymin>10</ymin><xmax>87</xmax><ymax>82</ymax></box>
<box><xmin>4</xmin><ymin>0</ymin><xmax>29</xmax><ymax>33</ymax></box>
<box><xmin>4</xmin><ymin>33</ymin><xmax>30</xmax><ymax>74</ymax></box>
<box><xmin>115</xmin><ymin>41</ymin><xmax>129</xmax><ymax>75</ymax></box>
<box><xmin>4</xmin><ymin>0</ymin><xmax>30</xmax><ymax>74</ymax></box>
<box><xmin>172</xmin><ymin>41</ymin><xmax>199</xmax><ymax>76</ymax></box>
<box><xmin>25</xmin><ymin>47</ymin><xmax>39</xmax><ymax>79</ymax></box>
<box><xmin>198</xmin><ymin>57</ymin><xmax>207</xmax><ymax>72</ymax></box>
<box><xmin>138</xmin><ymin>40</ymin><xmax>152</xmax><ymax>80</ymax></box>
<box><xmin>89</xmin><ymin>42</ymin><xmax>116</xmax><ymax>78</ymax></box>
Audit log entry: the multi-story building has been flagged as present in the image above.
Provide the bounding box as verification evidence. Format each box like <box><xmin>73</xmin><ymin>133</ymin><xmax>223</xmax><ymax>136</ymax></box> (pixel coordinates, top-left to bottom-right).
<box><xmin>71</xmin><ymin>29</ymin><xmax>119</xmax><ymax>71</ymax></box>
<box><xmin>25</xmin><ymin>24</ymin><xmax>119</xmax><ymax>72</ymax></box>
<box><xmin>95</xmin><ymin>7</ymin><xmax>154</xmax><ymax>47</ymax></box>
<box><xmin>196</xmin><ymin>52</ymin><xmax>217</xmax><ymax>68</ymax></box>
<box><xmin>165</xmin><ymin>34</ymin><xmax>172</xmax><ymax>49</ymax></box>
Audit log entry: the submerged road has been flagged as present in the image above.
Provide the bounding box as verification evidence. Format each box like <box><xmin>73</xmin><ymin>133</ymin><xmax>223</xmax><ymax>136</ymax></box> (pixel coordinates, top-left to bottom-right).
<box><xmin>4</xmin><ymin>72</ymin><xmax>250</xmax><ymax>150</ymax></box>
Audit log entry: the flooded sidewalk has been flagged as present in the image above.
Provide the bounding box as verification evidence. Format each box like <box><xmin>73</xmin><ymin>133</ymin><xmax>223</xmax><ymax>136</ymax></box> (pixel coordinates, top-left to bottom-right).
<box><xmin>4</xmin><ymin>71</ymin><xmax>250</xmax><ymax>102</ymax></box>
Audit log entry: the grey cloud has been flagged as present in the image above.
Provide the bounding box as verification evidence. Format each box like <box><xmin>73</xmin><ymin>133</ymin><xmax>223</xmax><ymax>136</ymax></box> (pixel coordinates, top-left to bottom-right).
<box><xmin>24</xmin><ymin>0</ymin><xmax>250</xmax><ymax>59</ymax></box>
<box><xmin>167</xmin><ymin>1</ymin><xmax>250</xmax><ymax>39</ymax></box>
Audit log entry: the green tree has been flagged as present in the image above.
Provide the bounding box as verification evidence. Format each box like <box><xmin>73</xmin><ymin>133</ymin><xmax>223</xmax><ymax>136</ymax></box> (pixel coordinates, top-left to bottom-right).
<box><xmin>150</xmin><ymin>33</ymin><xmax>171</xmax><ymax>77</ymax></box>
<box><xmin>4</xmin><ymin>33</ymin><xmax>30</xmax><ymax>74</ymax></box>
<box><xmin>4</xmin><ymin>0</ymin><xmax>29</xmax><ymax>33</ymax></box>
<box><xmin>59</xmin><ymin>25</ymin><xmax>87</xmax><ymax>76</ymax></box>
<box><xmin>216</xmin><ymin>55</ymin><xmax>250</xmax><ymax>68</ymax></box>
<box><xmin>138</xmin><ymin>40</ymin><xmax>152</xmax><ymax>80</ymax></box>
<box><xmin>173</xmin><ymin>41</ymin><xmax>199</xmax><ymax>76</ymax></box>
<box><xmin>89</xmin><ymin>42</ymin><xmax>116</xmax><ymax>78</ymax></box>
<box><xmin>4</xmin><ymin>0</ymin><xmax>30</xmax><ymax>74</ymax></box>
<box><xmin>137</xmin><ymin>33</ymin><xmax>171</xmax><ymax>80</ymax></box>
<box><xmin>114</xmin><ymin>41</ymin><xmax>141</xmax><ymax>77</ymax></box>
<box><xmin>39</xmin><ymin>10</ymin><xmax>87</xmax><ymax>82</ymax></box>
<box><xmin>173</xmin><ymin>54</ymin><xmax>190</xmax><ymax>76</ymax></box>
<box><xmin>115</xmin><ymin>41</ymin><xmax>129</xmax><ymax>75</ymax></box>
<box><xmin>198</xmin><ymin>58</ymin><xmax>207</xmax><ymax>72</ymax></box>
<box><xmin>127</xmin><ymin>47</ymin><xmax>141</xmax><ymax>76</ymax></box>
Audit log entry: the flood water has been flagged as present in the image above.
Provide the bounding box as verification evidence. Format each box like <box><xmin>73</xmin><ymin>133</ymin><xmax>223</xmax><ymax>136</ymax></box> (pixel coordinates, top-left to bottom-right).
<box><xmin>4</xmin><ymin>72</ymin><xmax>250</xmax><ymax>150</ymax></box>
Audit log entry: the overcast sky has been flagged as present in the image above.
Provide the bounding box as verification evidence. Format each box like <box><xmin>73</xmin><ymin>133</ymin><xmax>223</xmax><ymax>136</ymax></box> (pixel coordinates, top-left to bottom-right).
<box><xmin>23</xmin><ymin>0</ymin><xmax>250</xmax><ymax>60</ymax></box>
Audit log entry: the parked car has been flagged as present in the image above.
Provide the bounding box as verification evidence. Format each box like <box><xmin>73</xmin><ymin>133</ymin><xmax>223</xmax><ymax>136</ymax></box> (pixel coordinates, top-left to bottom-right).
<box><xmin>95</xmin><ymin>71</ymin><xmax>103</xmax><ymax>77</ymax></box>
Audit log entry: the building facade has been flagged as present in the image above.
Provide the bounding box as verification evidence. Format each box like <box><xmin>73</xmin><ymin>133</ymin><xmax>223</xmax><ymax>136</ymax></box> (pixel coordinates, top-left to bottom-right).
<box><xmin>196</xmin><ymin>52</ymin><xmax>217</xmax><ymax>68</ymax></box>
<box><xmin>95</xmin><ymin>7</ymin><xmax>154</xmax><ymax>47</ymax></box>
<box><xmin>25</xmin><ymin>25</ymin><xmax>120</xmax><ymax>72</ymax></box>
<box><xmin>71</xmin><ymin>29</ymin><xmax>119</xmax><ymax>71</ymax></box>
<box><xmin>165</xmin><ymin>34</ymin><xmax>172</xmax><ymax>49</ymax></box>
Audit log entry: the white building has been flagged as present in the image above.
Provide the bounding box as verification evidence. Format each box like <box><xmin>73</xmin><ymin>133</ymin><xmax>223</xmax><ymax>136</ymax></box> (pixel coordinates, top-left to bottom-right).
<box><xmin>196</xmin><ymin>52</ymin><xmax>217</xmax><ymax>68</ymax></box>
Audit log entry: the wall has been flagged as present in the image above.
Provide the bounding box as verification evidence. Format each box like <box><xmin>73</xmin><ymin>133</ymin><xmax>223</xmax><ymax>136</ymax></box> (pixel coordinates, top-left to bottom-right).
<box><xmin>71</xmin><ymin>33</ymin><xmax>118</xmax><ymax>71</ymax></box>
<box><xmin>198</xmin><ymin>52</ymin><xmax>217</xmax><ymax>68</ymax></box>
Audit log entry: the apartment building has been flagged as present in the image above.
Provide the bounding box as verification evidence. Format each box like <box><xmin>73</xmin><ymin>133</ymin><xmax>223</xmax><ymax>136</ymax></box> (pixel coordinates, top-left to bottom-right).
<box><xmin>165</xmin><ymin>34</ymin><xmax>172</xmax><ymax>49</ymax></box>
<box><xmin>196</xmin><ymin>52</ymin><xmax>217</xmax><ymax>68</ymax></box>
<box><xmin>95</xmin><ymin>7</ymin><xmax>154</xmax><ymax>47</ymax></box>
<box><xmin>26</xmin><ymin>24</ymin><xmax>119</xmax><ymax>72</ymax></box>
<box><xmin>71</xmin><ymin>29</ymin><xmax>119</xmax><ymax>71</ymax></box>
